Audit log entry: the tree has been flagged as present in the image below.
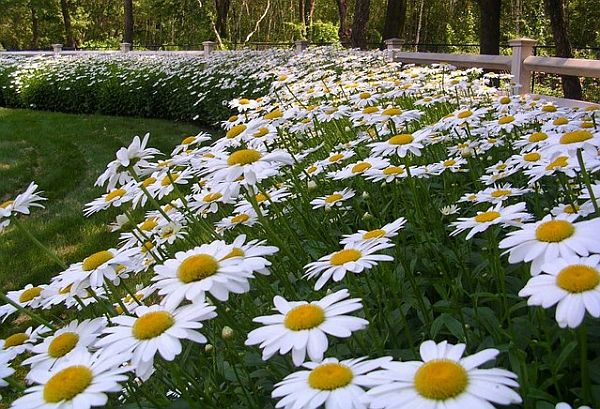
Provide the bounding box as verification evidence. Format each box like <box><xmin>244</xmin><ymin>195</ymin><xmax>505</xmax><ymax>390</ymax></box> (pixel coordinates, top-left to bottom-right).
<box><xmin>335</xmin><ymin>0</ymin><xmax>350</xmax><ymax>45</ymax></box>
<box><xmin>59</xmin><ymin>0</ymin><xmax>75</xmax><ymax>47</ymax></box>
<box><xmin>477</xmin><ymin>0</ymin><xmax>501</xmax><ymax>55</ymax></box>
<box><xmin>215</xmin><ymin>0</ymin><xmax>231</xmax><ymax>39</ymax></box>
<box><xmin>544</xmin><ymin>0</ymin><xmax>583</xmax><ymax>99</ymax></box>
<box><xmin>382</xmin><ymin>0</ymin><xmax>406</xmax><ymax>41</ymax></box>
<box><xmin>30</xmin><ymin>0</ymin><xmax>39</xmax><ymax>49</ymax></box>
<box><xmin>351</xmin><ymin>0</ymin><xmax>370</xmax><ymax>49</ymax></box>
<box><xmin>123</xmin><ymin>0</ymin><xmax>134</xmax><ymax>45</ymax></box>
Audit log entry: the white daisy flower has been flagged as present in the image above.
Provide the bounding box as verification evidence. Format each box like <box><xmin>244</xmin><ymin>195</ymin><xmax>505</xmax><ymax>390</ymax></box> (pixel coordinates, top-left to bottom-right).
<box><xmin>368</xmin><ymin>130</ymin><xmax>429</xmax><ymax>158</ymax></box>
<box><xmin>84</xmin><ymin>185</ymin><xmax>134</xmax><ymax>216</ymax></box>
<box><xmin>556</xmin><ymin>403</ymin><xmax>592</xmax><ymax>409</ymax></box>
<box><xmin>0</xmin><ymin>325</ymin><xmax>50</xmax><ymax>359</ymax></box>
<box><xmin>0</xmin><ymin>284</ymin><xmax>47</xmax><ymax>323</ymax></box>
<box><xmin>13</xmin><ymin>349</ymin><xmax>131</xmax><ymax>409</ymax></box>
<box><xmin>366</xmin><ymin>340</ymin><xmax>522</xmax><ymax>408</ymax></box>
<box><xmin>304</xmin><ymin>241</ymin><xmax>394</xmax><ymax>290</ymax></box>
<box><xmin>476</xmin><ymin>183</ymin><xmax>532</xmax><ymax>204</ymax></box>
<box><xmin>66</xmin><ymin>247</ymin><xmax>138</xmax><ymax>290</ymax></box>
<box><xmin>519</xmin><ymin>254</ymin><xmax>600</xmax><ymax>328</ymax></box>
<box><xmin>331</xmin><ymin>157</ymin><xmax>390</xmax><ymax>180</ymax></box>
<box><xmin>272</xmin><ymin>356</ymin><xmax>392</xmax><ymax>409</ymax></box>
<box><xmin>319</xmin><ymin>150</ymin><xmax>355</xmax><ymax>168</ymax></box>
<box><xmin>450</xmin><ymin>202</ymin><xmax>531</xmax><ymax>240</ymax></box>
<box><xmin>499</xmin><ymin>214</ymin><xmax>600</xmax><ymax>275</ymax></box>
<box><xmin>97</xmin><ymin>303</ymin><xmax>216</xmax><ymax>380</ymax></box>
<box><xmin>222</xmin><ymin>234</ymin><xmax>279</xmax><ymax>275</ymax></box>
<box><xmin>152</xmin><ymin>242</ymin><xmax>253</xmax><ymax>309</ymax></box>
<box><xmin>246</xmin><ymin>289</ymin><xmax>368</xmax><ymax>366</ymax></box>
<box><xmin>340</xmin><ymin>217</ymin><xmax>406</xmax><ymax>245</ymax></box>
<box><xmin>215</xmin><ymin>209</ymin><xmax>261</xmax><ymax>231</ymax></box>
<box><xmin>0</xmin><ymin>352</ymin><xmax>15</xmax><ymax>388</ymax></box>
<box><xmin>23</xmin><ymin>318</ymin><xmax>107</xmax><ymax>371</ymax></box>
<box><xmin>310</xmin><ymin>188</ymin><xmax>355</xmax><ymax>210</ymax></box>
<box><xmin>0</xmin><ymin>181</ymin><xmax>46</xmax><ymax>219</ymax></box>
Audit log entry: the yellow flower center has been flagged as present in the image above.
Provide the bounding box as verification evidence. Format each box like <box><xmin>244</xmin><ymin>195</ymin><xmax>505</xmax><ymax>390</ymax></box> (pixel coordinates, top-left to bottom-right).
<box><xmin>284</xmin><ymin>304</ymin><xmax>325</xmax><ymax>331</ymax></box>
<box><xmin>203</xmin><ymin>192</ymin><xmax>223</xmax><ymax>203</ymax></box>
<box><xmin>177</xmin><ymin>254</ymin><xmax>219</xmax><ymax>283</ymax></box>
<box><xmin>529</xmin><ymin>132</ymin><xmax>548</xmax><ymax>142</ymax></box>
<box><xmin>498</xmin><ymin>115</ymin><xmax>515</xmax><ymax>124</ymax></box>
<box><xmin>0</xmin><ymin>200</ymin><xmax>13</xmax><ymax>209</ymax></box>
<box><xmin>82</xmin><ymin>250</ymin><xmax>113</xmax><ymax>271</ymax></box>
<box><xmin>564</xmin><ymin>204</ymin><xmax>578</xmax><ymax>214</ymax></box>
<box><xmin>278</xmin><ymin>75</ymin><xmax>287</xmax><ymax>81</ymax></box>
<box><xmin>324</xmin><ymin>194</ymin><xmax>343</xmax><ymax>204</ymax></box>
<box><xmin>132</xmin><ymin>311</ymin><xmax>174</xmax><ymax>340</ymax></box>
<box><xmin>255</xmin><ymin>192</ymin><xmax>269</xmax><ymax>203</ymax></box>
<box><xmin>535</xmin><ymin>220</ymin><xmax>575</xmax><ymax>242</ymax></box>
<box><xmin>325</xmin><ymin>108</ymin><xmax>338</xmax><ymax>115</ymax></box>
<box><xmin>227</xmin><ymin>149</ymin><xmax>262</xmax><ymax>166</ymax></box>
<box><xmin>18</xmin><ymin>286</ymin><xmax>42</xmax><ymax>303</ymax></box>
<box><xmin>363</xmin><ymin>229</ymin><xmax>385</xmax><ymax>239</ymax></box>
<box><xmin>4</xmin><ymin>333</ymin><xmax>28</xmax><ymax>348</ymax></box>
<box><xmin>239</xmin><ymin>98</ymin><xmax>250</xmax><ymax>105</ymax></box>
<box><xmin>491</xmin><ymin>189</ymin><xmax>512</xmax><ymax>198</ymax></box>
<box><xmin>141</xmin><ymin>241</ymin><xmax>154</xmax><ymax>253</ymax></box>
<box><xmin>351</xmin><ymin>162</ymin><xmax>372</xmax><ymax>174</ymax></box>
<box><xmin>105</xmin><ymin>188</ymin><xmax>126</xmax><ymax>202</ymax></box>
<box><xmin>383</xmin><ymin>166</ymin><xmax>405</xmax><ymax>175</ymax></box>
<box><xmin>523</xmin><ymin>152</ymin><xmax>541</xmax><ymax>162</ymax></box>
<box><xmin>140</xmin><ymin>218</ymin><xmax>158</xmax><ymax>231</ymax></box>
<box><xmin>231</xmin><ymin>213</ymin><xmax>250</xmax><ymax>224</ymax></box>
<box><xmin>414</xmin><ymin>359</ymin><xmax>468</xmax><ymax>400</ymax></box>
<box><xmin>581</xmin><ymin>121</ymin><xmax>594</xmax><ymax>129</ymax></box>
<box><xmin>389</xmin><ymin>134</ymin><xmax>414</xmax><ymax>145</ymax></box>
<box><xmin>226</xmin><ymin>124</ymin><xmax>247</xmax><ymax>139</ymax></box>
<box><xmin>254</xmin><ymin>127</ymin><xmax>269</xmax><ymax>138</ymax></box>
<box><xmin>160</xmin><ymin>173</ymin><xmax>179</xmax><ymax>187</ymax></box>
<box><xmin>264</xmin><ymin>108</ymin><xmax>282</xmax><ymax>120</ymax></box>
<box><xmin>382</xmin><ymin>107</ymin><xmax>401</xmax><ymax>116</ymax></box>
<box><xmin>307</xmin><ymin>166</ymin><xmax>317</xmax><ymax>174</ymax></box>
<box><xmin>557</xmin><ymin>265</ymin><xmax>600</xmax><ymax>293</ymax></box>
<box><xmin>59</xmin><ymin>284</ymin><xmax>72</xmax><ymax>294</ymax></box>
<box><xmin>362</xmin><ymin>106</ymin><xmax>379</xmax><ymax>114</ymax></box>
<box><xmin>542</xmin><ymin>105</ymin><xmax>557</xmax><ymax>112</ymax></box>
<box><xmin>181</xmin><ymin>136</ymin><xmax>196</xmax><ymax>145</ymax></box>
<box><xmin>43</xmin><ymin>365</ymin><xmax>93</xmax><ymax>403</ymax></box>
<box><xmin>330</xmin><ymin>249</ymin><xmax>362</xmax><ymax>265</ymax></box>
<box><xmin>359</xmin><ymin>92</ymin><xmax>371</xmax><ymax>99</ymax></box>
<box><xmin>546</xmin><ymin>156</ymin><xmax>569</xmax><ymax>171</ymax></box>
<box><xmin>228</xmin><ymin>115</ymin><xmax>239</xmax><ymax>122</ymax></box>
<box><xmin>474</xmin><ymin>211</ymin><xmax>501</xmax><ymax>223</ymax></box>
<box><xmin>553</xmin><ymin>117</ymin><xmax>569</xmax><ymax>126</ymax></box>
<box><xmin>560</xmin><ymin>130</ymin><xmax>592</xmax><ymax>144</ymax></box>
<box><xmin>457</xmin><ymin>110</ymin><xmax>472</xmax><ymax>119</ymax></box>
<box><xmin>48</xmin><ymin>332</ymin><xmax>79</xmax><ymax>358</ymax></box>
<box><xmin>142</xmin><ymin>177</ymin><xmax>156</xmax><ymax>187</ymax></box>
<box><xmin>308</xmin><ymin>363</ymin><xmax>354</xmax><ymax>391</ymax></box>
<box><xmin>222</xmin><ymin>247</ymin><xmax>245</xmax><ymax>260</ymax></box>
<box><xmin>499</xmin><ymin>96</ymin><xmax>511</xmax><ymax>104</ymax></box>
<box><xmin>444</xmin><ymin>159</ymin><xmax>456</xmax><ymax>167</ymax></box>
<box><xmin>328</xmin><ymin>153</ymin><xmax>345</xmax><ymax>162</ymax></box>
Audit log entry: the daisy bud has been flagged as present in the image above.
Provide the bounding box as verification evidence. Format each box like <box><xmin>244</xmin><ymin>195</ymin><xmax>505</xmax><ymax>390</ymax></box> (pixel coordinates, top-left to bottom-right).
<box><xmin>222</xmin><ymin>326</ymin><xmax>234</xmax><ymax>339</ymax></box>
<box><xmin>307</xmin><ymin>180</ymin><xmax>317</xmax><ymax>190</ymax></box>
<box><xmin>344</xmin><ymin>126</ymin><xmax>351</xmax><ymax>132</ymax></box>
<box><xmin>362</xmin><ymin>212</ymin><xmax>373</xmax><ymax>221</ymax></box>
<box><xmin>362</xmin><ymin>191</ymin><xmax>369</xmax><ymax>199</ymax></box>
<box><xmin>115</xmin><ymin>214</ymin><xmax>128</xmax><ymax>227</ymax></box>
<box><xmin>205</xmin><ymin>344</ymin><xmax>214</xmax><ymax>352</ymax></box>
<box><xmin>460</xmin><ymin>147</ymin><xmax>473</xmax><ymax>158</ymax></box>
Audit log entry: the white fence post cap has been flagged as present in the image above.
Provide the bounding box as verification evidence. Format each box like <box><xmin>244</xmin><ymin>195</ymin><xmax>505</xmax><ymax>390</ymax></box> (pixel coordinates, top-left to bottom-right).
<box><xmin>52</xmin><ymin>43</ymin><xmax>63</xmax><ymax>53</ymax></box>
<box><xmin>203</xmin><ymin>41</ymin><xmax>217</xmax><ymax>57</ymax></box>
<box><xmin>120</xmin><ymin>42</ymin><xmax>132</xmax><ymax>53</ymax></box>
<box><xmin>294</xmin><ymin>40</ymin><xmax>309</xmax><ymax>53</ymax></box>
<box><xmin>508</xmin><ymin>38</ymin><xmax>538</xmax><ymax>47</ymax></box>
<box><xmin>384</xmin><ymin>38</ymin><xmax>404</xmax><ymax>48</ymax></box>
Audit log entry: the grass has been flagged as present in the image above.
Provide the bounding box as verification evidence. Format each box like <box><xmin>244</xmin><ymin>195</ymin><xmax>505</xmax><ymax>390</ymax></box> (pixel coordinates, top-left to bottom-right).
<box><xmin>0</xmin><ymin>108</ymin><xmax>203</xmax><ymax>292</ymax></box>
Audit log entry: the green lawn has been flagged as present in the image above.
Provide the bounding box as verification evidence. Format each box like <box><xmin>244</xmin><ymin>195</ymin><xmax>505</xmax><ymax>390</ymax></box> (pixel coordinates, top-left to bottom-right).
<box><xmin>0</xmin><ymin>108</ymin><xmax>202</xmax><ymax>292</ymax></box>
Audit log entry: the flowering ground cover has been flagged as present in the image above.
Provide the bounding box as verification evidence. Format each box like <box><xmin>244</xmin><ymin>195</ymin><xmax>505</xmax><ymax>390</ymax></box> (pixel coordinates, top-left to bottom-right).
<box><xmin>1</xmin><ymin>48</ymin><xmax>600</xmax><ymax>409</ymax></box>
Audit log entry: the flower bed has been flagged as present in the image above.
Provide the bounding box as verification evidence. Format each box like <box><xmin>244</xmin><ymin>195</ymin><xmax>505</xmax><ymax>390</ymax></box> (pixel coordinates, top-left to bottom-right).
<box><xmin>1</xmin><ymin>47</ymin><xmax>599</xmax><ymax>409</ymax></box>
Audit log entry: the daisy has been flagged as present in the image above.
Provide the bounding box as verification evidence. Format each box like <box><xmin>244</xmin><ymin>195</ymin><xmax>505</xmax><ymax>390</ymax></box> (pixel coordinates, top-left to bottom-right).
<box><xmin>499</xmin><ymin>214</ymin><xmax>600</xmax><ymax>275</ymax></box>
<box><xmin>96</xmin><ymin>303</ymin><xmax>216</xmax><ymax>380</ymax></box>
<box><xmin>556</xmin><ymin>403</ymin><xmax>592</xmax><ymax>409</ymax></box>
<box><xmin>450</xmin><ymin>202</ymin><xmax>532</xmax><ymax>240</ymax></box>
<box><xmin>152</xmin><ymin>242</ymin><xmax>254</xmax><ymax>309</ymax></box>
<box><xmin>368</xmin><ymin>130</ymin><xmax>429</xmax><ymax>158</ymax></box>
<box><xmin>0</xmin><ymin>352</ymin><xmax>15</xmax><ymax>388</ymax></box>
<box><xmin>340</xmin><ymin>217</ymin><xmax>406</xmax><ymax>245</ymax></box>
<box><xmin>223</xmin><ymin>234</ymin><xmax>279</xmax><ymax>275</ymax></box>
<box><xmin>366</xmin><ymin>340</ymin><xmax>522</xmax><ymax>409</ymax></box>
<box><xmin>24</xmin><ymin>318</ymin><xmax>107</xmax><ymax>371</ymax></box>
<box><xmin>84</xmin><ymin>185</ymin><xmax>133</xmax><ymax>216</ymax></box>
<box><xmin>215</xmin><ymin>209</ymin><xmax>261</xmax><ymax>231</ymax></box>
<box><xmin>66</xmin><ymin>247</ymin><xmax>138</xmax><ymax>290</ymax></box>
<box><xmin>0</xmin><ymin>284</ymin><xmax>47</xmax><ymax>323</ymax></box>
<box><xmin>519</xmin><ymin>254</ymin><xmax>600</xmax><ymax>328</ymax></box>
<box><xmin>320</xmin><ymin>150</ymin><xmax>355</xmax><ymax>168</ymax></box>
<box><xmin>246</xmin><ymin>289</ymin><xmax>368</xmax><ymax>366</ymax></box>
<box><xmin>0</xmin><ymin>325</ymin><xmax>50</xmax><ymax>359</ymax></box>
<box><xmin>12</xmin><ymin>349</ymin><xmax>130</xmax><ymax>409</ymax></box>
<box><xmin>304</xmin><ymin>241</ymin><xmax>394</xmax><ymax>290</ymax></box>
<box><xmin>331</xmin><ymin>157</ymin><xmax>389</xmax><ymax>180</ymax></box>
<box><xmin>310</xmin><ymin>188</ymin><xmax>355</xmax><ymax>210</ymax></box>
<box><xmin>272</xmin><ymin>356</ymin><xmax>392</xmax><ymax>409</ymax></box>
<box><xmin>0</xmin><ymin>181</ymin><xmax>46</xmax><ymax>219</ymax></box>
<box><xmin>476</xmin><ymin>183</ymin><xmax>532</xmax><ymax>204</ymax></box>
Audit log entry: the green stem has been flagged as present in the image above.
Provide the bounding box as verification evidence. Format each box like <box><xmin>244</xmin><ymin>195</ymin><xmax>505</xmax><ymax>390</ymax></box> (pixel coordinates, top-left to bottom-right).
<box><xmin>12</xmin><ymin>217</ymin><xmax>67</xmax><ymax>270</ymax></box>
<box><xmin>578</xmin><ymin>325</ymin><xmax>593</xmax><ymax>405</ymax></box>
<box><xmin>576</xmin><ymin>148</ymin><xmax>600</xmax><ymax>216</ymax></box>
<box><xmin>0</xmin><ymin>292</ymin><xmax>57</xmax><ymax>330</ymax></box>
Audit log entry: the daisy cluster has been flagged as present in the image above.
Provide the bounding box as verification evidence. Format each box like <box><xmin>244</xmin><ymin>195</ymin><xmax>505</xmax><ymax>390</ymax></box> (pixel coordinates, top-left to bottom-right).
<box><xmin>1</xmin><ymin>47</ymin><xmax>600</xmax><ymax>409</ymax></box>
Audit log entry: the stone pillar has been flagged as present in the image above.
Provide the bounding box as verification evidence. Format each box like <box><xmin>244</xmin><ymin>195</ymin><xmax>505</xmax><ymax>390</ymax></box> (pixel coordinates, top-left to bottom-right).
<box><xmin>203</xmin><ymin>41</ymin><xmax>216</xmax><ymax>57</ymax></box>
<box><xmin>52</xmin><ymin>43</ymin><xmax>63</xmax><ymax>56</ymax></box>
<box><xmin>294</xmin><ymin>40</ymin><xmax>309</xmax><ymax>54</ymax></box>
<box><xmin>384</xmin><ymin>38</ymin><xmax>404</xmax><ymax>61</ymax></box>
<box><xmin>508</xmin><ymin>38</ymin><xmax>537</xmax><ymax>95</ymax></box>
<box><xmin>120</xmin><ymin>42</ymin><xmax>132</xmax><ymax>53</ymax></box>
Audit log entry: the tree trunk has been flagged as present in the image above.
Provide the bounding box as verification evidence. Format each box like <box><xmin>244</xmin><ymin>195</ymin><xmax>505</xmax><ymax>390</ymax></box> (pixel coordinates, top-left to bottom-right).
<box><xmin>383</xmin><ymin>0</ymin><xmax>406</xmax><ymax>41</ymax></box>
<box><xmin>336</xmin><ymin>0</ymin><xmax>350</xmax><ymax>45</ymax></box>
<box><xmin>544</xmin><ymin>0</ymin><xmax>583</xmax><ymax>100</ymax></box>
<box><xmin>477</xmin><ymin>0</ymin><xmax>501</xmax><ymax>55</ymax></box>
<box><xmin>298</xmin><ymin>0</ymin><xmax>306</xmax><ymax>37</ymax></box>
<box><xmin>305</xmin><ymin>0</ymin><xmax>315</xmax><ymax>40</ymax></box>
<box><xmin>351</xmin><ymin>0</ymin><xmax>370</xmax><ymax>49</ymax></box>
<box><xmin>60</xmin><ymin>0</ymin><xmax>75</xmax><ymax>48</ymax></box>
<box><xmin>215</xmin><ymin>0</ymin><xmax>230</xmax><ymax>39</ymax></box>
<box><xmin>123</xmin><ymin>0</ymin><xmax>134</xmax><ymax>45</ymax></box>
<box><xmin>30</xmin><ymin>5</ymin><xmax>39</xmax><ymax>49</ymax></box>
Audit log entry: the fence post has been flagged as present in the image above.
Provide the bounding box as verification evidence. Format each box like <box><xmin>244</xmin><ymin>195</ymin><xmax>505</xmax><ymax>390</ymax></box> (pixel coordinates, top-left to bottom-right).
<box><xmin>294</xmin><ymin>40</ymin><xmax>309</xmax><ymax>54</ymax></box>
<box><xmin>508</xmin><ymin>38</ymin><xmax>537</xmax><ymax>95</ymax></box>
<box><xmin>120</xmin><ymin>42</ymin><xmax>132</xmax><ymax>53</ymax></box>
<box><xmin>384</xmin><ymin>38</ymin><xmax>404</xmax><ymax>61</ymax></box>
<box><xmin>52</xmin><ymin>43</ymin><xmax>63</xmax><ymax>56</ymax></box>
<box><xmin>203</xmin><ymin>41</ymin><xmax>216</xmax><ymax>57</ymax></box>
